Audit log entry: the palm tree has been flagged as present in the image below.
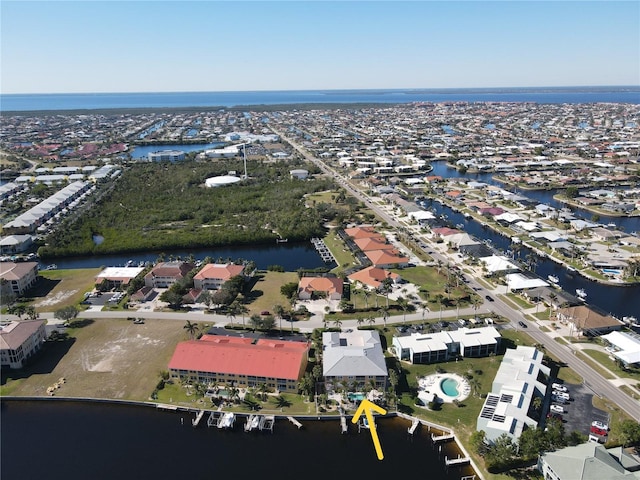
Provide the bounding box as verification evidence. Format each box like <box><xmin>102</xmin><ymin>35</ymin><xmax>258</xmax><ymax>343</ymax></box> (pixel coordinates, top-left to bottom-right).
<box><xmin>274</xmin><ymin>304</ymin><xmax>285</xmax><ymax>334</ymax></box>
<box><xmin>356</xmin><ymin>316</ymin><xmax>365</xmax><ymax>329</ymax></box>
<box><xmin>362</xmin><ymin>289</ymin><xmax>370</xmax><ymax>309</ymax></box>
<box><xmin>396</xmin><ymin>296</ymin><xmax>408</xmax><ymax>324</ymax></box>
<box><xmin>378</xmin><ymin>306</ymin><xmax>389</xmax><ymax>327</ymax></box>
<box><xmin>249</xmin><ymin>314</ymin><xmax>262</xmax><ymax>332</ymax></box>
<box><xmin>366</xmin><ymin>313</ymin><xmax>376</xmax><ymax>327</ymax></box>
<box><xmin>183</xmin><ymin>320</ymin><xmax>199</xmax><ymax>340</ymax></box>
<box><xmin>333</xmin><ymin>319</ymin><xmax>343</xmax><ymax>330</ymax></box>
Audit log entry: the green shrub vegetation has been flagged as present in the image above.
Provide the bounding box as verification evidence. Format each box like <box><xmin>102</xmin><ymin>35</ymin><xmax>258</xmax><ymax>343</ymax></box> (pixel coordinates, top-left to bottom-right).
<box><xmin>39</xmin><ymin>159</ymin><xmax>334</xmax><ymax>257</ymax></box>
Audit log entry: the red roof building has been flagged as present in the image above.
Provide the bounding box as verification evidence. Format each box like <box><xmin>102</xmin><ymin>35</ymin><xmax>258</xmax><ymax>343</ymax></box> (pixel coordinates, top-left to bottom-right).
<box><xmin>364</xmin><ymin>249</ymin><xmax>409</xmax><ymax>269</ymax></box>
<box><xmin>168</xmin><ymin>335</ymin><xmax>310</xmax><ymax>392</ymax></box>
<box><xmin>298</xmin><ymin>276</ymin><xmax>343</xmax><ymax>300</ymax></box>
<box><xmin>343</xmin><ymin>226</ymin><xmax>380</xmax><ymax>239</ymax></box>
<box><xmin>193</xmin><ymin>263</ymin><xmax>245</xmax><ymax>291</ymax></box>
<box><xmin>353</xmin><ymin>236</ymin><xmax>391</xmax><ymax>252</ymax></box>
<box><xmin>347</xmin><ymin>266</ymin><xmax>401</xmax><ymax>290</ymax></box>
<box><xmin>144</xmin><ymin>261</ymin><xmax>196</xmax><ymax>288</ymax></box>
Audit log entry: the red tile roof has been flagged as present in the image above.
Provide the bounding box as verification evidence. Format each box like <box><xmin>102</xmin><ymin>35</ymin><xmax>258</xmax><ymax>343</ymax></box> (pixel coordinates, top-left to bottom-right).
<box><xmin>168</xmin><ymin>335</ymin><xmax>309</xmax><ymax>380</ymax></box>
<box><xmin>193</xmin><ymin>263</ymin><xmax>244</xmax><ymax>281</ymax></box>
<box><xmin>348</xmin><ymin>266</ymin><xmax>400</xmax><ymax>289</ymax></box>
<box><xmin>353</xmin><ymin>236</ymin><xmax>391</xmax><ymax>252</ymax></box>
<box><xmin>298</xmin><ymin>276</ymin><xmax>343</xmax><ymax>296</ymax></box>
<box><xmin>364</xmin><ymin>249</ymin><xmax>409</xmax><ymax>267</ymax></box>
<box><xmin>343</xmin><ymin>226</ymin><xmax>380</xmax><ymax>239</ymax></box>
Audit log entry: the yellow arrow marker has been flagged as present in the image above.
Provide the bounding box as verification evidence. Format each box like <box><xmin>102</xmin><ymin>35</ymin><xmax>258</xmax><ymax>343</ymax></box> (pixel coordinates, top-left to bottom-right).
<box><xmin>351</xmin><ymin>398</ymin><xmax>387</xmax><ymax>460</ymax></box>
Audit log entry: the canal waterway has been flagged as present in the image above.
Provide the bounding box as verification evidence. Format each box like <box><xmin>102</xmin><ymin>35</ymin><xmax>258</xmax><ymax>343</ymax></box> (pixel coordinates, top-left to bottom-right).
<box><xmin>46</xmin><ymin>242</ymin><xmax>333</xmax><ymax>272</ymax></box>
<box><xmin>0</xmin><ymin>400</ymin><xmax>472</xmax><ymax>480</ymax></box>
<box><xmin>422</xmin><ymin>161</ymin><xmax>640</xmax><ymax>321</ymax></box>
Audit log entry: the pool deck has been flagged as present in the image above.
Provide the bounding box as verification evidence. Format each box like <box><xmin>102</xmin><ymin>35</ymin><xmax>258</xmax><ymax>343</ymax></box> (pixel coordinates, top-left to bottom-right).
<box><xmin>417</xmin><ymin>373</ymin><xmax>470</xmax><ymax>404</ymax></box>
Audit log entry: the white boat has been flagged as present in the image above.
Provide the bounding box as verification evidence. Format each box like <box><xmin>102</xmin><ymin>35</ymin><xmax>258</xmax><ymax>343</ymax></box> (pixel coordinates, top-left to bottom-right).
<box><xmin>217</xmin><ymin>412</ymin><xmax>235</xmax><ymax>429</ymax></box>
<box><xmin>548</xmin><ymin>275</ymin><xmax>559</xmax><ymax>284</ymax></box>
<box><xmin>576</xmin><ymin>288</ymin><xmax>587</xmax><ymax>299</ymax></box>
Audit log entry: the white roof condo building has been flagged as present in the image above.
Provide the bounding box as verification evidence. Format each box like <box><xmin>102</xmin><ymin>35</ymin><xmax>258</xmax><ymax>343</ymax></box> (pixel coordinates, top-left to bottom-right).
<box><xmin>392</xmin><ymin>326</ymin><xmax>501</xmax><ymax>364</ymax></box>
<box><xmin>148</xmin><ymin>150</ymin><xmax>185</xmax><ymax>162</ymax></box>
<box><xmin>476</xmin><ymin>345</ymin><xmax>549</xmax><ymax>444</ymax></box>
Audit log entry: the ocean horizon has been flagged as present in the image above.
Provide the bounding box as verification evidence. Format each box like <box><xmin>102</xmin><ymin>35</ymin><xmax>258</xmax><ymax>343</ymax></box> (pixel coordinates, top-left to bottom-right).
<box><xmin>2</xmin><ymin>85</ymin><xmax>639</xmax><ymax>111</ymax></box>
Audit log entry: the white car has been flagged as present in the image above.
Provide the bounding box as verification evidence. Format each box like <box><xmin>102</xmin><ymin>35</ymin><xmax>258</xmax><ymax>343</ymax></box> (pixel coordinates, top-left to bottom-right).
<box><xmin>553</xmin><ymin>391</ymin><xmax>570</xmax><ymax>400</ymax></box>
<box><xmin>550</xmin><ymin>405</ymin><xmax>564</xmax><ymax>414</ymax></box>
<box><xmin>551</xmin><ymin>383</ymin><xmax>567</xmax><ymax>392</ymax></box>
<box><xmin>552</xmin><ymin>395</ymin><xmax>567</xmax><ymax>404</ymax></box>
<box><xmin>592</xmin><ymin>421</ymin><xmax>609</xmax><ymax>430</ymax></box>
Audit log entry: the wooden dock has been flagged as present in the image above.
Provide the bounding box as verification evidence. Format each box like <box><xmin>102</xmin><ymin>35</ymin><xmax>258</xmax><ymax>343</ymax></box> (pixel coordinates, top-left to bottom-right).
<box><xmin>287</xmin><ymin>416</ymin><xmax>303</xmax><ymax>429</ymax></box>
<box><xmin>192</xmin><ymin>410</ymin><xmax>205</xmax><ymax>427</ymax></box>
<box><xmin>408</xmin><ymin>419</ymin><xmax>420</xmax><ymax>435</ymax></box>
<box><xmin>432</xmin><ymin>433</ymin><xmax>455</xmax><ymax>443</ymax></box>
<box><xmin>445</xmin><ymin>455</ymin><xmax>470</xmax><ymax>466</ymax></box>
<box><xmin>340</xmin><ymin>414</ymin><xmax>348</xmax><ymax>434</ymax></box>
<box><xmin>245</xmin><ymin>414</ymin><xmax>260</xmax><ymax>432</ymax></box>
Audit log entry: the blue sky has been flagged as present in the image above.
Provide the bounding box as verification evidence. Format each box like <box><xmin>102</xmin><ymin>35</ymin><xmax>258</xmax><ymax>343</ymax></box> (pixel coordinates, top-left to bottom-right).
<box><xmin>1</xmin><ymin>1</ymin><xmax>638</xmax><ymax>94</ymax></box>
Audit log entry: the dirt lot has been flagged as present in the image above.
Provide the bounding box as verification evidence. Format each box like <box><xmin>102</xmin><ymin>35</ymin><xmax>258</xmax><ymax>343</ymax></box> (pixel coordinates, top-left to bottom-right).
<box><xmin>1</xmin><ymin>318</ymin><xmax>188</xmax><ymax>401</ymax></box>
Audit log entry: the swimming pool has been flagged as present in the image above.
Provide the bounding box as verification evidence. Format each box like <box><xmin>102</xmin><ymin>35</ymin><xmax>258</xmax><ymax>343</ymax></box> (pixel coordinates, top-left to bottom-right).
<box><xmin>440</xmin><ymin>378</ymin><xmax>460</xmax><ymax>398</ymax></box>
<box><xmin>347</xmin><ymin>392</ymin><xmax>366</xmax><ymax>402</ymax></box>
<box><xmin>602</xmin><ymin>269</ymin><xmax>622</xmax><ymax>275</ymax></box>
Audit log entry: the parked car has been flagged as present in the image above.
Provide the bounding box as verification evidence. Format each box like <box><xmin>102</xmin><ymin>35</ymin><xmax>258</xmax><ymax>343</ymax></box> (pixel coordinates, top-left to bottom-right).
<box><xmin>552</xmin><ymin>395</ymin><xmax>567</xmax><ymax>404</ymax></box>
<box><xmin>485</xmin><ymin>295</ymin><xmax>494</xmax><ymax>302</ymax></box>
<box><xmin>553</xmin><ymin>391</ymin><xmax>570</xmax><ymax>400</ymax></box>
<box><xmin>590</xmin><ymin>426</ymin><xmax>608</xmax><ymax>436</ymax></box>
<box><xmin>592</xmin><ymin>421</ymin><xmax>609</xmax><ymax>431</ymax></box>
<box><xmin>589</xmin><ymin>434</ymin><xmax>605</xmax><ymax>444</ymax></box>
<box><xmin>550</xmin><ymin>405</ymin><xmax>564</xmax><ymax>414</ymax></box>
<box><xmin>551</xmin><ymin>383</ymin><xmax>567</xmax><ymax>392</ymax></box>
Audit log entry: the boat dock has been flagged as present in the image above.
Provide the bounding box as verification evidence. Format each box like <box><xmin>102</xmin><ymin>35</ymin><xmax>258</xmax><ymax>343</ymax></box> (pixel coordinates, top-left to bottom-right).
<box><xmin>311</xmin><ymin>237</ymin><xmax>336</xmax><ymax>263</ymax></box>
<box><xmin>217</xmin><ymin>412</ymin><xmax>236</xmax><ymax>429</ymax></box>
<box><xmin>245</xmin><ymin>414</ymin><xmax>261</xmax><ymax>432</ymax></box>
<box><xmin>357</xmin><ymin>417</ymin><xmax>374</xmax><ymax>433</ymax></box>
<box><xmin>259</xmin><ymin>415</ymin><xmax>275</xmax><ymax>433</ymax></box>
<box><xmin>287</xmin><ymin>416</ymin><xmax>303</xmax><ymax>429</ymax></box>
<box><xmin>432</xmin><ymin>433</ymin><xmax>455</xmax><ymax>443</ymax></box>
<box><xmin>207</xmin><ymin>411</ymin><xmax>223</xmax><ymax>427</ymax></box>
<box><xmin>192</xmin><ymin>410</ymin><xmax>205</xmax><ymax>427</ymax></box>
<box><xmin>340</xmin><ymin>414</ymin><xmax>348</xmax><ymax>434</ymax></box>
<box><xmin>408</xmin><ymin>419</ymin><xmax>420</xmax><ymax>435</ymax></box>
<box><xmin>445</xmin><ymin>455</ymin><xmax>470</xmax><ymax>466</ymax></box>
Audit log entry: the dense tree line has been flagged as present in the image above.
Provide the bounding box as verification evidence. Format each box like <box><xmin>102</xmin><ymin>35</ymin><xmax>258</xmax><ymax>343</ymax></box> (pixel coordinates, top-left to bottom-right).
<box><xmin>39</xmin><ymin>159</ymin><xmax>333</xmax><ymax>257</ymax></box>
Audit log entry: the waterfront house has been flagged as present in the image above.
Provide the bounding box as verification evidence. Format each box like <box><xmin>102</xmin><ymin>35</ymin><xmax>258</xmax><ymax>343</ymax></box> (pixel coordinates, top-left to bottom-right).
<box><xmin>322</xmin><ymin>330</ymin><xmax>388</xmax><ymax>392</ymax></box>
<box><xmin>168</xmin><ymin>335</ymin><xmax>310</xmax><ymax>393</ymax></box>
<box><xmin>392</xmin><ymin>326</ymin><xmax>501</xmax><ymax>364</ymax></box>
<box><xmin>95</xmin><ymin>266</ymin><xmax>145</xmax><ymax>288</ymax></box>
<box><xmin>0</xmin><ymin>261</ymin><xmax>39</xmax><ymax>296</ymax></box>
<box><xmin>144</xmin><ymin>261</ymin><xmax>196</xmax><ymax>288</ymax></box>
<box><xmin>556</xmin><ymin>305</ymin><xmax>624</xmax><ymax>336</ymax></box>
<box><xmin>193</xmin><ymin>263</ymin><xmax>245</xmax><ymax>291</ymax></box>
<box><xmin>364</xmin><ymin>249</ymin><xmax>410</xmax><ymax>269</ymax></box>
<box><xmin>601</xmin><ymin>331</ymin><xmax>640</xmax><ymax>368</ymax></box>
<box><xmin>298</xmin><ymin>276</ymin><xmax>343</xmax><ymax>301</ymax></box>
<box><xmin>476</xmin><ymin>346</ymin><xmax>549</xmax><ymax>445</ymax></box>
<box><xmin>0</xmin><ymin>319</ymin><xmax>47</xmax><ymax>369</ymax></box>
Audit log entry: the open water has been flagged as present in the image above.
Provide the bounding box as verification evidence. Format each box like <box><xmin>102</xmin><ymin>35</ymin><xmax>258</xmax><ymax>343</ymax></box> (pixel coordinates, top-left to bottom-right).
<box><xmin>2</xmin><ymin>86</ymin><xmax>639</xmax><ymax>111</ymax></box>
<box><xmin>0</xmin><ymin>400</ymin><xmax>473</xmax><ymax>480</ymax></box>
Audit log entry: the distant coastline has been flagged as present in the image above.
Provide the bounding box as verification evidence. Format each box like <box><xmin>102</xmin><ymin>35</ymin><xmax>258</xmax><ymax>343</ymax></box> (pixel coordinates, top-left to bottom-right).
<box><xmin>2</xmin><ymin>86</ymin><xmax>639</xmax><ymax>114</ymax></box>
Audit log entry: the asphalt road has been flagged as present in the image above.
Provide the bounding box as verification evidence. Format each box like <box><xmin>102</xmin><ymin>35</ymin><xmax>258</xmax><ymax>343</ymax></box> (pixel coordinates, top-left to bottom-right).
<box><xmin>273</xmin><ymin>126</ymin><xmax>640</xmax><ymax>422</ymax></box>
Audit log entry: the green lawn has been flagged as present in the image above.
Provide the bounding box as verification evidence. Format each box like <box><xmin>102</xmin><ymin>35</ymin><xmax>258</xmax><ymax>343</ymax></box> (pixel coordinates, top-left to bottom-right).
<box><xmin>28</xmin><ymin>268</ymin><xmax>102</xmax><ymax>313</ymax></box>
<box><xmin>580</xmin><ymin>348</ymin><xmax>640</xmax><ymax>381</ymax></box>
<box><xmin>244</xmin><ymin>271</ymin><xmax>300</xmax><ymax>316</ymax></box>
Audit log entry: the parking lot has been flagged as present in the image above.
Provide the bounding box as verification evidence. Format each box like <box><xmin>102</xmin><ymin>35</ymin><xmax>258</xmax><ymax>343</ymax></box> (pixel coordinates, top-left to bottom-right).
<box><xmin>545</xmin><ymin>380</ymin><xmax>609</xmax><ymax>440</ymax></box>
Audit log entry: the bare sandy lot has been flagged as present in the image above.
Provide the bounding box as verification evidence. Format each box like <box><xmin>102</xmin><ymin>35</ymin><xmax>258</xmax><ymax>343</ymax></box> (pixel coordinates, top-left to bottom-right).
<box><xmin>1</xmin><ymin>318</ymin><xmax>188</xmax><ymax>401</ymax></box>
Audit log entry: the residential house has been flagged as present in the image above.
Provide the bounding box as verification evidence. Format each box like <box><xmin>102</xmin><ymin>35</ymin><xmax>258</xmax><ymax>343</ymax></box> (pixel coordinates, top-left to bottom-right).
<box><xmin>364</xmin><ymin>249</ymin><xmax>410</xmax><ymax>269</ymax></box>
<box><xmin>168</xmin><ymin>335</ymin><xmax>310</xmax><ymax>393</ymax></box>
<box><xmin>298</xmin><ymin>276</ymin><xmax>343</xmax><ymax>300</ymax></box>
<box><xmin>144</xmin><ymin>261</ymin><xmax>196</xmax><ymax>288</ymax></box>
<box><xmin>322</xmin><ymin>330</ymin><xmax>388</xmax><ymax>391</ymax></box>
<box><xmin>347</xmin><ymin>266</ymin><xmax>401</xmax><ymax>291</ymax></box>
<box><xmin>193</xmin><ymin>263</ymin><xmax>245</xmax><ymax>291</ymax></box>
<box><xmin>0</xmin><ymin>320</ymin><xmax>47</xmax><ymax>369</ymax></box>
